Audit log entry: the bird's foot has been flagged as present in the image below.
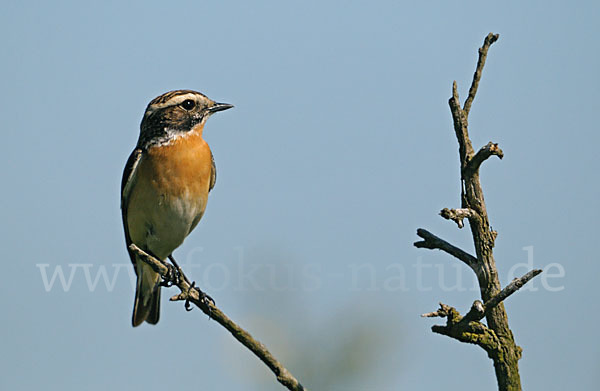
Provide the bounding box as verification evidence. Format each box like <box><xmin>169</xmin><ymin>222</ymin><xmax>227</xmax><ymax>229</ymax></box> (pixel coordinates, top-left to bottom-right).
<box><xmin>160</xmin><ymin>263</ymin><xmax>181</xmax><ymax>287</ymax></box>
<box><xmin>185</xmin><ymin>281</ymin><xmax>215</xmax><ymax>314</ymax></box>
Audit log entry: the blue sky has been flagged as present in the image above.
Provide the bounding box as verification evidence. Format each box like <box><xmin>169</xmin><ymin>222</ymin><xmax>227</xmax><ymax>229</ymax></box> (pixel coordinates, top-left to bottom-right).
<box><xmin>1</xmin><ymin>1</ymin><xmax>598</xmax><ymax>390</ymax></box>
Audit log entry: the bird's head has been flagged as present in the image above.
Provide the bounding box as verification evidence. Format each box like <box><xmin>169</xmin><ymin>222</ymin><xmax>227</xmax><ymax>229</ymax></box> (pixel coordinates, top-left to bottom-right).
<box><xmin>139</xmin><ymin>90</ymin><xmax>233</xmax><ymax>148</ymax></box>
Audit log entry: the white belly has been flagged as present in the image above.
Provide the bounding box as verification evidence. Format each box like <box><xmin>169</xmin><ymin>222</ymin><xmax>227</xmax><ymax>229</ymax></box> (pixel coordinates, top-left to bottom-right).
<box><xmin>127</xmin><ymin>186</ymin><xmax>206</xmax><ymax>260</ymax></box>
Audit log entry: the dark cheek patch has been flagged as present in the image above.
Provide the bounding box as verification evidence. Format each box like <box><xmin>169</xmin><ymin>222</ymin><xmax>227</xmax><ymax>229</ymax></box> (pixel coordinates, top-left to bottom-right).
<box><xmin>139</xmin><ymin>107</ymin><xmax>196</xmax><ymax>148</ymax></box>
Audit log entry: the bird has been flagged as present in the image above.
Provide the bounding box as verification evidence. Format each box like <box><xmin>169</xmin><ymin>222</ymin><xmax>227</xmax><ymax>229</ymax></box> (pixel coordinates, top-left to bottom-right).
<box><xmin>121</xmin><ymin>89</ymin><xmax>233</xmax><ymax>327</ymax></box>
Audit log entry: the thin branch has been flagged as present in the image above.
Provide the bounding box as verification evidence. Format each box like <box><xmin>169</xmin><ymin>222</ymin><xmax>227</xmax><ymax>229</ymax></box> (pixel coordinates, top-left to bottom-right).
<box><xmin>129</xmin><ymin>244</ymin><xmax>305</xmax><ymax>391</ymax></box>
<box><xmin>131</xmin><ymin>243</ymin><xmax>170</xmax><ymax>275</ymax></box>
<box><xmin>421</xmin><ymin>302</ymin><xmax>453</xmax><ymax>318</ymax></box>
<box><xmin>463</xmin><ymin>33</ymin><xmax>499</xmax><ymax>117</ymax></box>
<box><xmin>449</xmin><ymin>82</ymin><xmax>474</xmax><ymax>170</ymax></box>
<box><xmin>421</xmin><ymin>310</ymin><xmax>444</xmax><ymax>318</ymax></box>
<box><xmin>463</xmin><ymin>142</ymin><xmax>504</xmax><ymax>178</ymax></box>
<box><xmin>414</xmin><ymin>229</ymin><xmax>478</xmax><ymax>271</ymax></box>
<box><xmin>440</xmin><ymin>207</ymin><xmax>479</xmax><ymax>228</ymax></box>
<box><xmin>484</xmin><ymin>269</ymin><xmax>543</xmax><ymax>313</ymax></box>
<box><xmin>462</xmin><ymin>269</ymin><xmax>543</xmax><ymax>323</ymax></box>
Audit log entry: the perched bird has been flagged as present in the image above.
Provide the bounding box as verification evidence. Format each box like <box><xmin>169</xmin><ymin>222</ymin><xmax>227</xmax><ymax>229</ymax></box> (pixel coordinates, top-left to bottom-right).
<box><xmin>121</xmin><ymin>90</ymin><xmax>233</xmax><ymax>326</ymax></box>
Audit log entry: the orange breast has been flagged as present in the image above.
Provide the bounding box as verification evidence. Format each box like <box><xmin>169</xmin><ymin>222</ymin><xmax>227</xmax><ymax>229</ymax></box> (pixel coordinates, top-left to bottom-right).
<box><xmin>141</xmin><ymin>129</ymin><xmax>213</xmax><ymax>200</ymax></box>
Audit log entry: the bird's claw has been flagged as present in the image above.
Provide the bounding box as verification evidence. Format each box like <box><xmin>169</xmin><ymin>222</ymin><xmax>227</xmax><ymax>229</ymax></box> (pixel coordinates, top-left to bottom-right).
<box><xmin>185</xmin><ymin>281</ymin><xmax>215</xmax><ymax>314</ymax></box>
<box><xmin>160</xmin><ymin>263</ymin><xmax>180</xmax><ymax>287</ymax></box>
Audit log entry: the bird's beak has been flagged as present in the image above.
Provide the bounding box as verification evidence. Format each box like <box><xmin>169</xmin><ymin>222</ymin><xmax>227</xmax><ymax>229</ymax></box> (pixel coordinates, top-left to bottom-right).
<box><xmin>208</xmin><ymin>102</ymin><xmax>234</xmax><ymax>113</ymax></box>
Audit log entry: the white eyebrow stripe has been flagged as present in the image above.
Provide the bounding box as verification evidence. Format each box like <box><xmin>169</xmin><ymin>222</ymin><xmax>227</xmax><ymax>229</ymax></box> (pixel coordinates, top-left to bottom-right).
<box><xmin>145</xmin><ymin>93</ymin><xmax>200</xmax><ymax>116</ymax></box>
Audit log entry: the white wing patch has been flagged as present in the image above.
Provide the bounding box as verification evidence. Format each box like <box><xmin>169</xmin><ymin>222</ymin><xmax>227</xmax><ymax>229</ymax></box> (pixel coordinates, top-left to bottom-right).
<box><xmin>121</xmin><ymin>150</ymin><xmax>142</xmax><ymax>210</ymax></box>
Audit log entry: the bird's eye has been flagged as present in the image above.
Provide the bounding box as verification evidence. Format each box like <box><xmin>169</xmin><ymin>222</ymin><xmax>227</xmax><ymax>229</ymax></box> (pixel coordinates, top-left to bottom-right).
<box><xmin>180</xmin><ymin>99</ymin><xmax>196</xmax><ymax>110</ymax></box>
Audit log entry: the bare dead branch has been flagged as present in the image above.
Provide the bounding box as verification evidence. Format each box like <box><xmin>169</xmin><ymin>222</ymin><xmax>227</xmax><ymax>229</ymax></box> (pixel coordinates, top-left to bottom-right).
<box><xmin>414</xmin><ymin>33</ymin><xmax>541</xmax><ymax>391</ymax></box>
<box><xmin>483</xmin><ymin>269</ymin><xmax>542</xmax><ymax>314</ymax></box>
<box><xmin>421</xmin><ymin>302</ymin><xmax>454</xmax><ymax>318</ymax></box>
<box><xmin>431</xmin><ymin>318</ymin><xmax>501</xmax><ymax>355</ymax></box>
<box><xmin>463</xmin><ymin>142</ymin><xmax>504</xmax><ymax>178</ymax></box>
<box><xmin>440</xmin><ymin>207</ymin><xmax>479</xmax><ymax>228</ymax></box>
<box><xmin>421</xmin><ymin>310</ymin><xmax>444</xmax><ymax>318</ymax></box>
<box><xmin>129</xmin><ymin>244</ymin><xmax>305</xmax><ymax>391</ymax></box>
<box><xmin>131</xmin><ymin>243</ymin><xmax>170</xmax><ymax>275</ymax></box>
<box><xmin>461</xmin><ymin>269</ymin><xmax>542</xmax><ymax>324</ymax></box>
<box><xmin>414</xmin><ymin>229</ymin><xmax>478</xmax><ymax>271</ymax></box>
<box><xmin>423</xmin><ymin>302</ymin><xmax>501</xmax><ymax>354</ymax></box>
<box><xmin>428</xmin><ymin>268</ymin><xmax>541</xmax><ymax>356</ymax></box>
<box><xmin>463</xmin><ymin>33</ymin><xmax>499</xmax><ymax>116</ymax></box>
<box><xmin>449</xmin><ymin>82</ymin><xmax>474</xmax><ymax>171</ymax></box>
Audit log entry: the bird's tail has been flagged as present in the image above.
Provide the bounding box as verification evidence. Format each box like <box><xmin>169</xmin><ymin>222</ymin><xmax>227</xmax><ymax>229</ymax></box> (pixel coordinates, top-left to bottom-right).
<box><xmin>132</xmin><ymin>260</ymin><xmax>161</xmax><ymax>327</ymax></box>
